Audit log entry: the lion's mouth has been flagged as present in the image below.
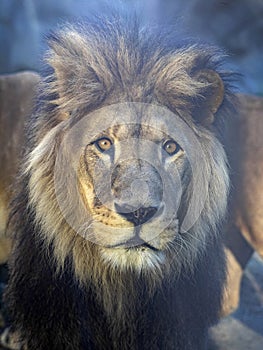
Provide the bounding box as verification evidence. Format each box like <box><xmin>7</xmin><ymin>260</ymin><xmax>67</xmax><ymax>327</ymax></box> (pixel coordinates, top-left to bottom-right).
<box><xmin>106</xmin><ymin>238</ymin><xmax>160</xmax><ymax>252</ymax></box>
<box><xmin>127</xmin><ymin>243</ymin><xmax>160</xmax><ymax>252</ymax></box>
<box><xmin>107</xmin><ymin>225</ymin><xmax>160</xmax><ymax>251</ymax></box>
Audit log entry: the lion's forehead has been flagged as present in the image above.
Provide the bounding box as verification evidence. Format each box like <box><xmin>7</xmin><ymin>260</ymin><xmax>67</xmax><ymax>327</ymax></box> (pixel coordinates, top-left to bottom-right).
<box><xmin>88</xmin><ymin>116</ymin><xmax>179</xmax><ymax>141</ymax></box>
<box><xmin>96</xmin><ymin>122</ymin><xmax>173</xmax><ymax>143</ymax></box>
<box><xmin>80</xmin><ymin>103</ymin><xmax>183</xmax><ymax>142</ymax></box>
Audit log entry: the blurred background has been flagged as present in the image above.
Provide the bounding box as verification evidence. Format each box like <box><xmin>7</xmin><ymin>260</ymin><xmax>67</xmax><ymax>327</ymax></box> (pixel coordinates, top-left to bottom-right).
<box><xmin>0</xmin><ymin>0</ymin><xmax>263</xmax><ymax>95</ymax></box>
<box><xmin>0</xmin><ymin>1</ymin><xmax>262</xmax><ymax>349</ymax></box>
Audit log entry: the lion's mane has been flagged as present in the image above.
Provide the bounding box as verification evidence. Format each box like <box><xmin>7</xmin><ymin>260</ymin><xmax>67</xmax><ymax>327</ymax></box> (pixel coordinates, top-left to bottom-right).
<box><xmin>5</xmin><ymin>14</ymin><xmax>234</xmax><ymax>350</ymax></box>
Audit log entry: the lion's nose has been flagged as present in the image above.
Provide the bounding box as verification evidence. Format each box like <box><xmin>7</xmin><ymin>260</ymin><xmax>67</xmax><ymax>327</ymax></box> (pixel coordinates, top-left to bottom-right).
<box><xmin>114</xmin><ymin>203</ymin><xmax>158</xmax><ymax>225</ymax></box>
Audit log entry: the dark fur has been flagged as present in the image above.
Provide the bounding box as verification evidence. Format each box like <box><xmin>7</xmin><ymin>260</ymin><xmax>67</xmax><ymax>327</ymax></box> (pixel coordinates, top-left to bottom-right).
<box><xmin>5</xmin><ymin>13</ymin><xmax>231</xmax><ymax>350</ymax></box>
<box><xmin>6</xmin><ymin>205</ymin><xmax>225</xmax><ymax>349</ymax></box>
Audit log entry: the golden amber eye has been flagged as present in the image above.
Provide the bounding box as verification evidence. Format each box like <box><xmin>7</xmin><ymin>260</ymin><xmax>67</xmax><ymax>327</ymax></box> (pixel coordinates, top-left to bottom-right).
<box><xmin>95</xmin><ymin>137</ymin><xmax>113</xmax><ymax>152</ymax></box>
<box><xmin>163</xmin><ymin>139</ymin><xmax>180</xmax><ymax>156</ymax></box>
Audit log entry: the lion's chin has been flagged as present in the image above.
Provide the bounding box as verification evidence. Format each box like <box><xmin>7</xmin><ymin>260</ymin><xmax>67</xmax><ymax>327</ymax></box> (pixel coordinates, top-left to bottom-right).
<box><xmin>99</xmin><ymin>245</ymin><xmax>166</xmax><ymax>272</ymax></box>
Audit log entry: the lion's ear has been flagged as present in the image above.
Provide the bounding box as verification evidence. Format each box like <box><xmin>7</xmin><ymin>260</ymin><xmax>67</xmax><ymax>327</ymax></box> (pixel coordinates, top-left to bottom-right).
<box><xmin>193</xmin><ymin>69</ymin><xmax>225</xmax><ymax>126</ymax></box>
<box><xmin>46</xmin><ymin>29</ymin><xmax>108</xmax><ymax>114</ymax></box>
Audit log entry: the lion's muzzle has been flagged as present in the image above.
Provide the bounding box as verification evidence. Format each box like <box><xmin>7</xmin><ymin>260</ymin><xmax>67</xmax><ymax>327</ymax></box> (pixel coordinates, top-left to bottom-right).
<box><xmin>114</xmin><ymin>203</ymin><xmax>159</xmax><ymax>225</ymax></box>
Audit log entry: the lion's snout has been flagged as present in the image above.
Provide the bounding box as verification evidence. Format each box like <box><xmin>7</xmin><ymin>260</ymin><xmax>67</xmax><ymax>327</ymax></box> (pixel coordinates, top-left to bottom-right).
<box><xmin>111</xmin><ymin>160</ymin><xmax>163</xmax><ymax>216</ymax></box>
<box><xmin>114</xmin><ymin>203</ymin><xmax>159</xmax><ymax>225</ymax></box>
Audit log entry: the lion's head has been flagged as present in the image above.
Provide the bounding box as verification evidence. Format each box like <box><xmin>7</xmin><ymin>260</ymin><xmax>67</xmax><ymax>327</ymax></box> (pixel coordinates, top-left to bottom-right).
<box><xmin>23</xmin><ymin>17</ymin><xmax>232</xmax><ymax>286</ymax></box>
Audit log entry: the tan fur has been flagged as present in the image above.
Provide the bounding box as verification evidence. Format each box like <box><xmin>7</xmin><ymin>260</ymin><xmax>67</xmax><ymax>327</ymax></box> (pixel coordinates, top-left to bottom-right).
<box><xmin>232</xmin><ymin>95</ymin><xmax>263</xmax><ymax>256</ymax></box>
<box><xmin>22</xmin><ymin>24</ymin><xmax>231</xmax><ymax>289</ymax></box>
<box><xmin>0</xmin><ymin>72</ymin><xmax>39</xmax><ymax>263</ymax></box>
<box><xmin>25</xmin><ymin>114</ymin><xmax>229</xmax><ymax>326</ymax></box>
<box><xmin>222</xmin><ymin>94</ymin><xmax>263</xmax><ymax>315</ymax></box>
<box><xmin>5</xmin><ymin>20</ymin><xmax>237</xmax><ymax>349</ymax></box>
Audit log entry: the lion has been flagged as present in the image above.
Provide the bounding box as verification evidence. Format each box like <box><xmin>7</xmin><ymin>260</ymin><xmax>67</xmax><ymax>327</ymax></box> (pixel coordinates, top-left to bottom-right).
<box><xmin>0</xmin><ymin>72</ymin><xmax>39</xmax><ymax>264</ymax></box>
<box><xmin>5</xmin><ymin>15</ymin><xmax>234</xmax><ymax>349</ymax></box>
<box><xmin>221</xmin><ymin>93</ymin><xmax>263</xmax><ymax>316</ymax></box>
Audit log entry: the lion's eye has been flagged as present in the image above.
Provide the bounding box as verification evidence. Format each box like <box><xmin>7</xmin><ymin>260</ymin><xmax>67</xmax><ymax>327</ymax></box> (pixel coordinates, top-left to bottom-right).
<box><xmin>163</xmin><ymin>140</ymin><xmax>181</xmax><ymax>156</ymax></box>
<box><xmin>95</xmin><ymin>137</ymin><xmax>113</xmax><ymax>152</ymax></box>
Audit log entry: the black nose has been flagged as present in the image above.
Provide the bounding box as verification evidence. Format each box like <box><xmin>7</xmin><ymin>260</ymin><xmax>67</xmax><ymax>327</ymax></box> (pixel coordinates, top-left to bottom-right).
<box><xmin>115</xmin><ymin>203</ymin><xmax>158</xmax><ymax>225</ymax></box>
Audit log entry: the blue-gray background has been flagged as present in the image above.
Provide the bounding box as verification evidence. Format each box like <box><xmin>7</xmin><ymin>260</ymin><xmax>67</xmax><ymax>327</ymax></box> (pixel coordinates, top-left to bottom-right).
<box><xmin>0</xmin><ymin>0</ymin><xmax>262</xmax><ymax>95</ymax></box>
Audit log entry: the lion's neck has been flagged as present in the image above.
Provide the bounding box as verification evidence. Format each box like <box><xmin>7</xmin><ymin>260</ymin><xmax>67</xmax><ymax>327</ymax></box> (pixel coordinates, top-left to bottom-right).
<box><xmin>85</xmin><ymin>271</ymin><xmax>178</xmax><ymax>349</ymax></box>
<box><xmin>74</xmin><ymin>246</ymin><xmax>218</xmax><ymax>350</ymax></box>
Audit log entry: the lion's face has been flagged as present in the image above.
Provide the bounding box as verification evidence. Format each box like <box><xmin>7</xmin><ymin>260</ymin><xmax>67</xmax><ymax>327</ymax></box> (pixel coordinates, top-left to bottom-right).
<box><xmin>78</xmin><ymin>120</ymin><xmax>184</xmax><ymax>268</ymax></box>
<box><xmin>29</xmin><ymin>100</ymin><xmax>228</xmax><ymax>276</ymax></box>
<box><xmin>51</xmin><ymin>102</ymin><xmax>211</xmax><ymax>271</ymax></box>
